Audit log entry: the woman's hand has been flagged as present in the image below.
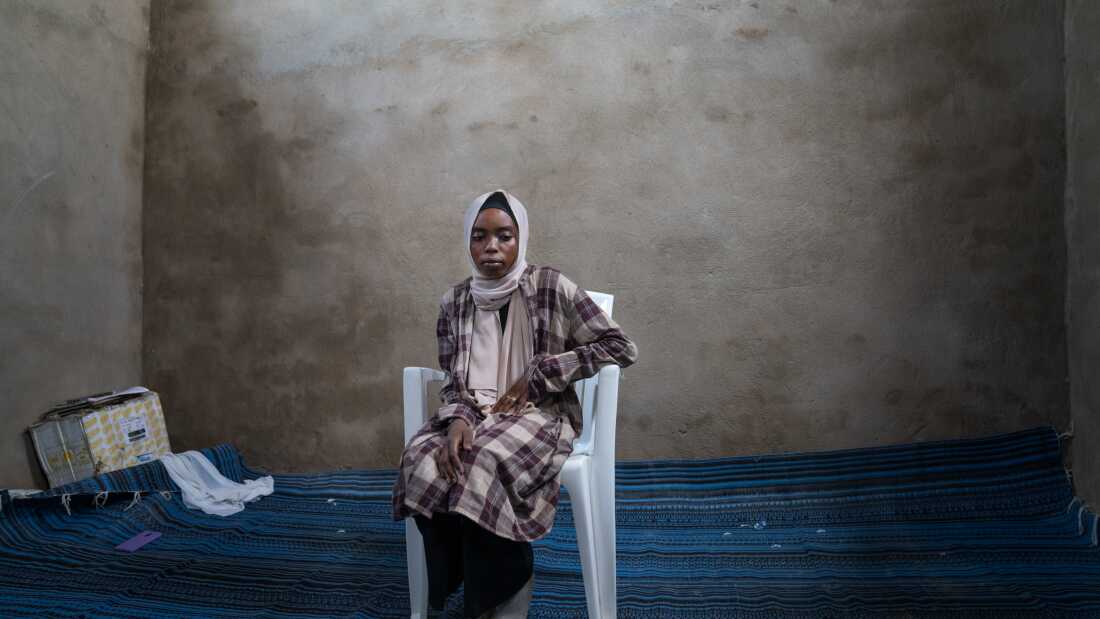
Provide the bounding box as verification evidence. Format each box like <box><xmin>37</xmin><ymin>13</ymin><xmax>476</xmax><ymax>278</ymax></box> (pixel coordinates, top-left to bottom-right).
<box><xmin>437</xmin><ymin>419</ymin><xmax>473</xmax><ymax>483</ymax></box>
<box><xmin>490</xmin><ymin>376</ymin><xmax>529</xmax><ymax>415</ymax></box>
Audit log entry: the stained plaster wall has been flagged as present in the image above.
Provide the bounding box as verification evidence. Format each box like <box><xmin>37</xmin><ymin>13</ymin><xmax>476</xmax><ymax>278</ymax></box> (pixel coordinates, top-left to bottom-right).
<box><xmin>143</xmin><ymin>0</ymin><xmax>1068</xmax><ymax>472</ymax></box>
<box><xmin>1065</xmin><ymin>0</ymin><xmax>1100</xmax><ymax>506</ymax></box>
<box><xmin>0</xmin><ymin>1</ymin><xmax>149</xmax><ymax>488</ymax></box>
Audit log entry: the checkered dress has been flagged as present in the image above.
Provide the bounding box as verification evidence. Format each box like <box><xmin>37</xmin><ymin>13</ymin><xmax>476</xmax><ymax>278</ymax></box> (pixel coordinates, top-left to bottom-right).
<box><xmin>392</xmin><ymin>265</ymin><xmax>638</xmax><ymax>542</ymax></box>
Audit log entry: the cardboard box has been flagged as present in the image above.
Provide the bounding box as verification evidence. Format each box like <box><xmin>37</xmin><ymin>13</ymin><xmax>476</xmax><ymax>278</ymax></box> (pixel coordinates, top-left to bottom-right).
<box><xmin>81</xmin><ymin>392</ymin><xmax>171</xmax><ymax>473</ymax></box>
<box><xmin>28</xmin><ymin>415</ymin><xmax>96</xmax><ymax>488</ymax></box>
<box><xmin>29</xmin><ymin>389</ymin><xmax>172</xmax><ymax>487</ymax></box>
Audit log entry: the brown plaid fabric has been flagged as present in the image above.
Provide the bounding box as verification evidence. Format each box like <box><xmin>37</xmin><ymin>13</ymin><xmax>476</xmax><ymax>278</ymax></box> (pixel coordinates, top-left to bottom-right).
<box><xmin>392</xmin><ymin>265</ymin><xmax>638</xmax><ymax>541</ymax></box>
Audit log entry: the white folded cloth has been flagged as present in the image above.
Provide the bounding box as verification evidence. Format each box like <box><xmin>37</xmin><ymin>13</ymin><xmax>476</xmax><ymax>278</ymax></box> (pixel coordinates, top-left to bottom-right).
<box><xmin>160</xmin><ymin>451</ymin><xmax>273</xmax><ymax>517</ymax></box>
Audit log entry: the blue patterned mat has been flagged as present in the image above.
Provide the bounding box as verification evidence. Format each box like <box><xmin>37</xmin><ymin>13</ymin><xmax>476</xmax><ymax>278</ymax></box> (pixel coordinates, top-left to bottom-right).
<box><xmin>1</xmin><ymin>427</ymin><xmax>1098</xmax><ymax>618</ymax></box>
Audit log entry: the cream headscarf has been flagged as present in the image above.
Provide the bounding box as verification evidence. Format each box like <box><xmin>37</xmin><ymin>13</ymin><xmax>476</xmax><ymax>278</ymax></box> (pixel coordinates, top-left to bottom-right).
<box><xmin>463</xmin><ymin>189</ymin><xmax>535</xmax><ymax>409</ymax></box>
<box><xmin>463</xmin><ymin>189</ymin><xmax>530</xmax><ymax>311</ymax></box>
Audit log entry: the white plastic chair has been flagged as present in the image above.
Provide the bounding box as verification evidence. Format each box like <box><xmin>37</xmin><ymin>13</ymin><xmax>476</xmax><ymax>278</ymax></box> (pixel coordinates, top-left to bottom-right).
<box><xmin>402</xmin><ymin>291</ymin><xmax>619</xmax><ymax>619</ymax></box>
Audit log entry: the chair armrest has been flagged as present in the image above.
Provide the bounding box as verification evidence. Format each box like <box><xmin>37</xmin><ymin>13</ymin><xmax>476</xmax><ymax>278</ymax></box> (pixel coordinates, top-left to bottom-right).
<box><xmin>403</xmin><ymin>367</ymin><xmax>446</xmax><ymax>443</ymax></box>
<box><xmin>591</xmin><ymin>364</ymin><xmax>620</xmax><ymax>468</ymax></box>
<box><xmin>572</xmin><ymin>364</ymin><xmax>621</xmax><ymax>458</ymax></box>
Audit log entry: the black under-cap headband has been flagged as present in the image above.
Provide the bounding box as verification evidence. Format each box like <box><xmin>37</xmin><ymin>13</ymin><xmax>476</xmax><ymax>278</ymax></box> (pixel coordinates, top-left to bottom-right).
<box><xmin>477</xmin><ymin>191</ymin><xmax>517</xmax><ymax>227</ymax></box>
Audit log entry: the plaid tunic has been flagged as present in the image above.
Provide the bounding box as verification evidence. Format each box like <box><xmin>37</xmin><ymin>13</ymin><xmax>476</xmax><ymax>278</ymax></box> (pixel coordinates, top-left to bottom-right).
<box><xmin>392</xmin><ymin>265</ymin><xmax>638</xmax><ymax>541</ymax></box>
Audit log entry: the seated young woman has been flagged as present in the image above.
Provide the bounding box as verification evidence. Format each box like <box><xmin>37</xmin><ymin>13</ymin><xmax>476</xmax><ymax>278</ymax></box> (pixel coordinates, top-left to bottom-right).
<box><xmin>392</xmin><ymin>189</ymin><xmax>638</xmax><ymax>618</ymax></box>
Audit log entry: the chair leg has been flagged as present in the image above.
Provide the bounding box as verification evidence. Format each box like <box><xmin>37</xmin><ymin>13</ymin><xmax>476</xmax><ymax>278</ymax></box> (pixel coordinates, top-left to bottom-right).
<box><xmin>593</xmin><ymin>484</ymin><xmax>617</xmax><ymax>619</ymax></box>
<box><xmin>562</xmin><ymin>458</ymin><xmax>601</xmax><ymax>619</ymax></box>
<box><xmin>406</xmin><ymin>519</ymin><xmax>430</xmax><ymax>619</ymax></box>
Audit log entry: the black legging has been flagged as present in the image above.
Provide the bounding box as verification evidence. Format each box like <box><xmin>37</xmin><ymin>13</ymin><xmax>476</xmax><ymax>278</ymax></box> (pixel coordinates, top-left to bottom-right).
<box><xmin>414</xmin><ymin>512</ymin><xmax>533</xmax><ymax>618</ymax></box>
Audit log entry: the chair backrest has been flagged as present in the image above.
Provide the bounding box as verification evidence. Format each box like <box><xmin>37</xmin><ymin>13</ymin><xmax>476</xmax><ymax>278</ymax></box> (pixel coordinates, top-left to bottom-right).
<box><xmin>571</xmin><ymin>291</ymin><xmax>613</xmax><ymax>454</ymax></box>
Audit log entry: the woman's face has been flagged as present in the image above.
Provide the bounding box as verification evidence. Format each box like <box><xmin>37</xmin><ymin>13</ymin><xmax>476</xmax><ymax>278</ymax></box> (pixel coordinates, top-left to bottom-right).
<box><xmin>470</xmin><ymin>207</ymin><xmax>518</xmax><ymax>279</ymax></box>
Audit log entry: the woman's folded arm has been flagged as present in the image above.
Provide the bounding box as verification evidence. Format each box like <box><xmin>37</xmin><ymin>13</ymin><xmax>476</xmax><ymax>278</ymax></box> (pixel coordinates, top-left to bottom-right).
<box><xmin>527</xmin><ymin>283</ymin><xmax>638</xmax><ymax>403</ymax></box>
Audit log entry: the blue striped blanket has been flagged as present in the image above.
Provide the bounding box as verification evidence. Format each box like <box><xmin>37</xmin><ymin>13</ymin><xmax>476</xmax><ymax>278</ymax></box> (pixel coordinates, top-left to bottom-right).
<box><xmin>1</xmin><ymin>427</ymin><xmax>1097</xmax><ymax>617</ymax></box>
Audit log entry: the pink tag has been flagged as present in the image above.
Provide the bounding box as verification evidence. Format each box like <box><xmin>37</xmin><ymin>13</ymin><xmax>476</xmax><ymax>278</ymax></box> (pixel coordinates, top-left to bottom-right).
<box><xmin>116</xmin><ymin>531</ymin><xmax>161</xmax><ymax>552</ymax></box>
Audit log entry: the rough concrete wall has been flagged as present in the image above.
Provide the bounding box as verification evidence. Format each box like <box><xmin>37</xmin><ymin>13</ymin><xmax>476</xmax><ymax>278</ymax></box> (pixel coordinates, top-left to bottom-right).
<box><xmin>0</xmin><ymin>1</ymin><xmax>149</xmax><ymax>488</ymax></box>
<box><xmin>1066</xmin><ymin>0</ymin><xmax>1100</xmax><ymax>506</ymax></box>
<box><xmin>144</xmin><ymin>0</ymin><xmax>1067</xmax><ymax>472</ymax></box>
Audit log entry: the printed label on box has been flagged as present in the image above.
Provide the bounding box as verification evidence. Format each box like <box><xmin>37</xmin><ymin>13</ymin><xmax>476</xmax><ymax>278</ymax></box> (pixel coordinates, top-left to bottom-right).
<box><xmin>120</xmin><ymin>415</ymin><xmax>148</xmax><ymax>444</ymax></box>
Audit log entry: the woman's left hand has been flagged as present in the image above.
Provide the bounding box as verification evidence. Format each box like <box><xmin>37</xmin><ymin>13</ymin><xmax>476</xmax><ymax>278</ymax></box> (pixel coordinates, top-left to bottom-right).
<box><xmin>491</xmin><ymin>377</ymin><xmax>528</xmax><ymax>415</ymax></box>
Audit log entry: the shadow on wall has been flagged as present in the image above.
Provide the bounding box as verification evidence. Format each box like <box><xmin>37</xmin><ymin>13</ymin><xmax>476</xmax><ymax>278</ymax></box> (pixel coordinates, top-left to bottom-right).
<box><xmin>144</xmin><ymin>0</ymin><xmax>403</xmax><ymax>472</ymax></box>
<box><xmin>21</xmin><ymin>434</ymin><xmax>47</xmax><ymax>489</ymax></box>
<box><xmin>844</xmin><ymin>3</ymin><xmax>1067</xmax><ymax>441</ymax></box>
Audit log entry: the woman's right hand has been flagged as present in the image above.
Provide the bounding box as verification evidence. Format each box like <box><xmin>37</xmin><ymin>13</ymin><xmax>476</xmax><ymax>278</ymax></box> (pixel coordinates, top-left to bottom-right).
<box><xmin>437</xmin><ymin>418</ymin><xmax>473</xmax><ymax>483</ymax></box>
